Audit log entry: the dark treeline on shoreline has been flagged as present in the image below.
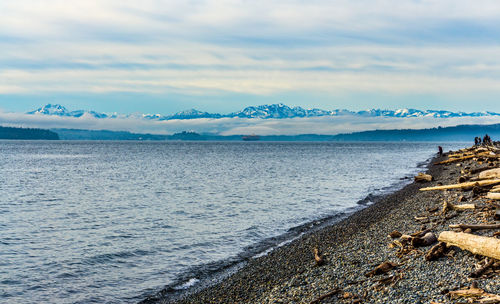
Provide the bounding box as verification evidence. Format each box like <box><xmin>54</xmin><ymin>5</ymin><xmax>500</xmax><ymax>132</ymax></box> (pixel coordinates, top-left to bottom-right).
<box><xmin>0</xmin><ymin>126</ymin><xmax>59</xmax><ymax>140</ymax></box>
<box><xmin>54</xmin><ymin>123</ymin><xmax>500</xmax><ymax>141</ymax></box>
<box><xmin>331</xmin><ymin>123</ymin><xmax>500</xmax><ymax>142</ymax></box>
<box><xmin>2</xmin><ymin>123</ymin><xmax>499</xmax><ymax>141</ymax></box>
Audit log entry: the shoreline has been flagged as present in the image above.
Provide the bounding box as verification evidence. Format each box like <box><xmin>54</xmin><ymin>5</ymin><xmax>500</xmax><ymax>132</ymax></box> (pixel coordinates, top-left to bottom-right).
<box><xmin>139</xmin><ymin>180</ymin><xmax>409</xmax><ymax>303</ymax></box>
<box><xmin>143</xmin><ymin>144</ymin><xmax>499</xmax><ymax>303</ymax></box>
<box><xmin>171</xmin><ymin>159</ymin><xmax>443</xmax><ymax>303</ymax></box>
<box><xmin>139</xmin><ymin>149</ymin><xmax>436</xmax><ymax>304</ymax></box>
<box><xmin>140</xmin><ymin>150</ymin><xmax>458</xmax><ymax>304</ymax></box>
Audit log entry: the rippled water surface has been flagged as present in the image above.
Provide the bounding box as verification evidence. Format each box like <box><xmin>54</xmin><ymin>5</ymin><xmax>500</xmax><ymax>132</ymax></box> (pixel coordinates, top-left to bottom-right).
<box><xmin>0</xmin><ymin>141</ymin><xmax>465</xmax><ymax>303</ymax></box>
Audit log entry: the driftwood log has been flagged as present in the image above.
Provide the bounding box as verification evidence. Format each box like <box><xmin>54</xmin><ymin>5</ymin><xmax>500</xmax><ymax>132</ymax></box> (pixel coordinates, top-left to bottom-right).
<box><xmin>438</xmin><ymin>231</ymin><xmax>500</xmax><ymax>260</ymax></box>
<box><xmin>486</xmin><ymin>192</ymin><xmax>500</xmax><ymax>200</ymax></box>
<box><xmin>469</xmin><ymin>166</ymin><xmax>494</xmax><ymax>175</ymax></box>
<box><xmin>490</xmin><ymin>186</ymin><xmax>500</xmax><ymax>193</ymax></box>
<box><xmin>414</xmin><ymin>173</ymin><xmax>433</xmax><ymax>182</ymax></box>
<box><xmin>449</xmin><ymin>223</ymin><xmax>500</xmax><ymax>230</ymax></box>
<box><xmin>449</xmin><ymin>285</ymin><xmax>500</xmax><ymax>303</ymax></box>
<box><xmin>434</xmin><ymin>152</ymin><xmax>490</xmax><ymax>165</ymax></box>
<box><xmin>420</xmin><ymin>179</ymin><xmax>500</xmax><ymax>191</ymax></box>
<box><xmin>442</xmin><ymin>201</ymin><xmax>475</xmax><ymax>213</ymax></box>
<box><xmin>449</xmin><ymin>286</ymin><xmax>485</xmax><ymax>298</ymax></box>
<box><xmin>479</xmin><ymin>168</ymin><xmax>500</xmax><ymax>180</ymax></box>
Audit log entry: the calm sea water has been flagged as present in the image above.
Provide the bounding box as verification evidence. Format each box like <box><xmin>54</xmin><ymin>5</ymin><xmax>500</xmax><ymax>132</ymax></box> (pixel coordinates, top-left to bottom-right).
<box><xmin>0</xmin><ymin>141</ymin><xmax>465</xmax><ymax>303</ymax></box>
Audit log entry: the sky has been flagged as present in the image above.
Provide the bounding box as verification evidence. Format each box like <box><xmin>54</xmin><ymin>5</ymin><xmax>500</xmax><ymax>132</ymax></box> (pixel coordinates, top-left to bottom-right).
<box><xmin>1</xmin><ymin>0</ymin><xmax>500</xmax><ymax>117</ymax></box>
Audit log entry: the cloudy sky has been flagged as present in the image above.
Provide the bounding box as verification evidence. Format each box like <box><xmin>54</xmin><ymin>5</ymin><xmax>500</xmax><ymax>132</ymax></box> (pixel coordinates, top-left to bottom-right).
<box><xmin>1</xmin><ymin>0</ymin><xmax>500</xmax><ymax>117</ymax></box>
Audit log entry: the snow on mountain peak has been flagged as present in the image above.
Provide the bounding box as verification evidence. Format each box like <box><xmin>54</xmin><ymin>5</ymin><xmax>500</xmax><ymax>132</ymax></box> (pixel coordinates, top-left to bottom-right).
<box><xmin>28</xmin><ymin>104</ymin><xmax>70</xmax><ymax>116</ymax></box>
<box><xmin>27</xmin><ymin>104</ymin><xmax>107</xmax><ymax>118</ymax></box>
<box><xmin>27</xmin><ymin>103</ymin><xmax>500</xmax><ymax>120</ymax></box>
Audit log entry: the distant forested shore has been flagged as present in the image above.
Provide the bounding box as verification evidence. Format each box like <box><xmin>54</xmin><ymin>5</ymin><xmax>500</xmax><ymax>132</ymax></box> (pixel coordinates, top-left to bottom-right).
<box><xmin>0</xmin><ymin>126</ymin><xmax>59</xmax><ymax>140</ymax></box>
<box><xmin>1</xmin><ymin>123</ymin><xmax>499</xmax><ymax>141</ymax></box>
<box><xmin>53</xmin><ymin>123</ymin><xmax>500</xmax><ymax>141</ymax></box>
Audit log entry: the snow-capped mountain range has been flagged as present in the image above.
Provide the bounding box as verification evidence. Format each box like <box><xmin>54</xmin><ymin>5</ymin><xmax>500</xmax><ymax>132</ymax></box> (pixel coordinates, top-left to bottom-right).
<box><xmin>28</xmin><ymin>104</ymin><xmax>111</xmax><ymax>119</ymax></box>
<box><xmin>28</xmin><ymin>103</ymin><xmax>500</xmax><ymax>120</ymax></box>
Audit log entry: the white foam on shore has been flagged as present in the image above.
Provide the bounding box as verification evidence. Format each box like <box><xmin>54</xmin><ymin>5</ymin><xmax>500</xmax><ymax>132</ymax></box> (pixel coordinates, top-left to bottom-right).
<box><xmin>173</xmin><ymin>278</ymin><xmax>200</xmax><ymax>290</ymax></box>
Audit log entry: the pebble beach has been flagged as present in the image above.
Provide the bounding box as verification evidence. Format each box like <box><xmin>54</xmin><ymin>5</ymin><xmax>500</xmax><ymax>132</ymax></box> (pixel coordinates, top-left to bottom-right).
<box><xmin>144</xmin><ymin>144</ymin><xmax>500</xmax><ymax>304</ymax></box>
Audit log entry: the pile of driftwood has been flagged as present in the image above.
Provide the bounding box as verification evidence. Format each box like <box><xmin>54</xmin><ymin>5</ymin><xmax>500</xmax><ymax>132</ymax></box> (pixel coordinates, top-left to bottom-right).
<box><xmin>310</xmin><ymin>144</ymin><xmax>500</xmax><ymax>304</ymax></box>
<box><xmin>379</xmin><ymin>144</ymin><xmax>500</xmax><ymax>303</ymax></box>
<box><xmin>412</xmin><ymin>145</ymin><xmax>500</xmax><ymax>302</ymax></box>
<box><xmin>419</xmin><ymin>145</ymin><xmax>500</xmax><ymax>256</ymax></box>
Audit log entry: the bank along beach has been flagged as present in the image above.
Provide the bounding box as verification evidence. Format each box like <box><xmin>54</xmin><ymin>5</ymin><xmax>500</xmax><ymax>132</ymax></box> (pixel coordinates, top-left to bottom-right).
<box><xmin>144</xmin><ymin>142</ymin><xmax>500</xmax><ymax>304</ymax></box>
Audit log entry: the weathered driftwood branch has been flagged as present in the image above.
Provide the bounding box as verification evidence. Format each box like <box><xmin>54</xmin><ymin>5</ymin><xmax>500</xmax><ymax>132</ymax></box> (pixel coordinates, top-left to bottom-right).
<box><xmin>478</xmin><ymin>295</ymin><xmax>500</xmax><ymax>303</ymax></box>
<box><xmin>434</xmin><ymin>152</ymin><xmax>490</xmax><ymax>165</ymax></box>
<box><xmin>365</xmin><ymin>261</ymin><xmax>397</xmax><ymax>277</ymax></box>
<box><xmin>447</xmin><ymin>152</ymin><xmax>472</xmax><ymax>158</ymax></box>
<box><xmin>425</xmin><ymin>242</ymin><xmax>447</xmax><ymax>261</ymax></box>
<box><xmin>313</xmin><ymin>248</ymin><xmax>325</xmax><ymax>266</ymax></box>
<box><xmin>449</xmin><ymin>286</ymin><xmax>485</xmax><ymax>298</ymax></box>
<box><xmin>449</xmin><ymin>285</ymin><xmax>500</xmax><ymax>303</ymax></box>
<box><xmin>470</xmin><ymin>258</ymin><xmax>494</xmax><ymax>278</ymax></box>
<box><xmin>452</xmin><ymin>203</ymin><xmax>476</xmax><ymax>210</ymax></box>
<box><xmin>414</xmin><ymin>216</ymin><xmax>429</xmax><ymax>223</ymax></box>
<box><xmin>442</xmin><ymin>201</ymin><xmax>475</xmax><ymax>213</ymax></box>
<box><xmin>414</xmin><ymin>173</ymin><xmax>433</xmax><ymax>182</ymax></box>
<box><xmin>438</xmin><ymin>231</ymin><xmax>500</xmax><ymax>260</ymax></box>
<box><xmin>449</xmin><ymin>223</ymin><xmax>500</xmax><ymax>230</ymax></box>
<box><xmin>420</xmin><ymin>179</ymin><xmax>500</xmax><ymax>191</ymax></box>
<box><xmin>489</xmin><ymin>186</ymin><xmax>500</xmax><ymax>193</ymax></box>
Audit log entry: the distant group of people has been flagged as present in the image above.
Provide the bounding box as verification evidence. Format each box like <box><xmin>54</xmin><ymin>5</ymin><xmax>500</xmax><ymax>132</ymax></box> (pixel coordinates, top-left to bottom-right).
<box><xmin>474</xmin><ymin>134</ymin><xmax>492</xmax><ymax>146</ymax></box>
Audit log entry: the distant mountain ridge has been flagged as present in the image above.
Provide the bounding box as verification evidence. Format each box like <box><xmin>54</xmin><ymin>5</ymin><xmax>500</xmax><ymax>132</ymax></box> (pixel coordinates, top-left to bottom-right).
<box><xmin>28</xmin><ymin>103</ymin><xmax>500</xmax><ymax>120</ymax></box>
<box><xmin>28</xmin><ymin>104</ymin><xmax>111</xmax><ymax>119</ymax></box>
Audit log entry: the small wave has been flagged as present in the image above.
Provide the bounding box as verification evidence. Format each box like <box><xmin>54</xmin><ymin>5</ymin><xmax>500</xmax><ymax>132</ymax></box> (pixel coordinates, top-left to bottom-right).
<box><xmin>173</xmin><ymin>278</ymin><xmax>200</xmax><ymax>290</ymax></box>
<box><xmin>104</xmin><ymin>234</ymin><xmax>135</xmax><ymax>240</ymax></box>
<box><xmin>1</xmin><ymin>279</ymin><xmax>21</xmax><ymax>285</ymax></box>
<box><xmin>56</xmin><ymin>272</ymin><xmax>76</xmax><ymax>279</ymax></box>
<box><xmin>83</xmin><ymin>249</ymin><xmax>152</xmax><ymax>265</ymax></box>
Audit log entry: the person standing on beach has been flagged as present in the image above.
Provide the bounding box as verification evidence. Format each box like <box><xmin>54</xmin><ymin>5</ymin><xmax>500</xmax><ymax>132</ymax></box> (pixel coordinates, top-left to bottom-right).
<box><xmin>483</xmin><ymin>134</ymin><xmax>492</xmax><ymax>145</ymax></box>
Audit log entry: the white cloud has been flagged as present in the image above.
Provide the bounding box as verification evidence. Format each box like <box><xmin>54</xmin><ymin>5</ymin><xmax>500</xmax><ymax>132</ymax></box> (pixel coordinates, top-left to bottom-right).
<box><xmin>2</xmin><ymin>1</ymin><xmax>500</xmax><ymax>39</ymax></box>
<box><xmin>2</xmin><ymin>1</ymin><xmax>500</xmax><ymax>110</ymax></box>
<box><xmin>3</xmin><ymin>61</ymin><xmax>500</xmax><ymax>96</ymax></box>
